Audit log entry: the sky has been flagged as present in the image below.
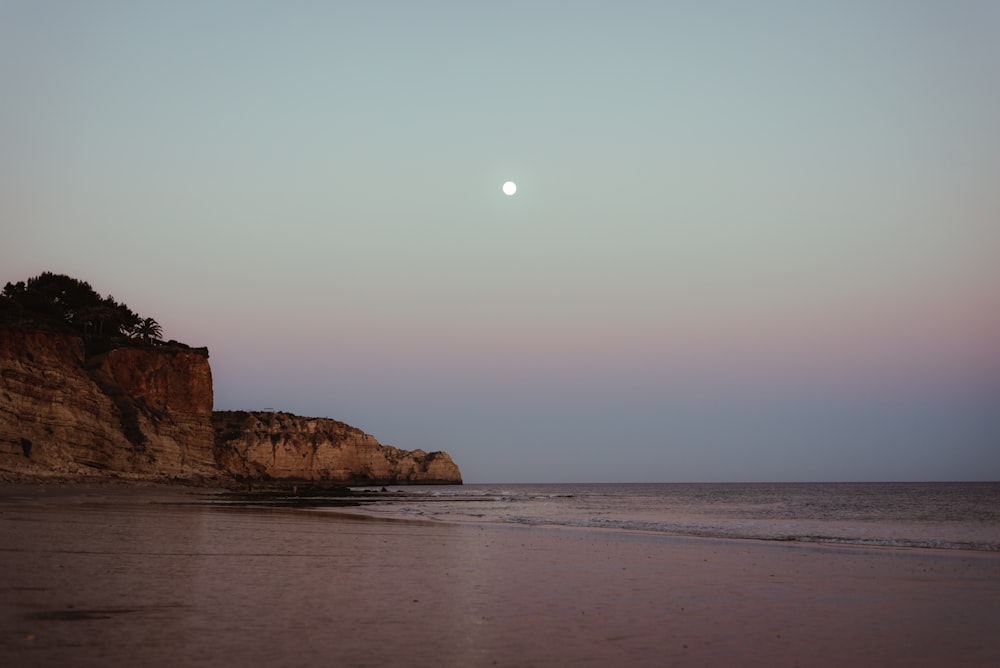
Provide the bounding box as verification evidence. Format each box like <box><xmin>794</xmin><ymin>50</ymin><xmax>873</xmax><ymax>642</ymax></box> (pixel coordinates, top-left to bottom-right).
<box><xmin>2</xmin><ymin>1</ymin><xmax>999</xmax><ymax>483</ymax></box>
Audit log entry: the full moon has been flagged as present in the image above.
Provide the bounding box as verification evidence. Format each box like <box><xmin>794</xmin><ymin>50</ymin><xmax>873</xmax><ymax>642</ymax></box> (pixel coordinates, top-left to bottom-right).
<box><xmin>502</xmin><ymin>181</ymin><xmax>517</xmax><ymax>196</ymax></box>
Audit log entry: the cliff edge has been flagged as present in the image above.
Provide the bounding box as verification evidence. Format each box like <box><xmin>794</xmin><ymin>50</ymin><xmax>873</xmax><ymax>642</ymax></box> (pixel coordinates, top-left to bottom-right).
<box><xmin>1</xmin><ymin>326</ymin><xmax>462</xmax><ymax>485</ymax></box>
<box><xmin>213</xmin><ymin>411</ymin><xmax>462</xmax><ymax>485</ymax></box>
<box><xmin>0</xmin><ymin>326</ymin><xmax>217</xmax><ymax>480</ymax></box>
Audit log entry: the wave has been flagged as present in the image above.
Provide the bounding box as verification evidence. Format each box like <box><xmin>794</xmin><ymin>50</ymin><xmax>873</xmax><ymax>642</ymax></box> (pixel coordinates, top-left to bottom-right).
<box><xmin>347</xmin><ymin>482</ymin><xmax>1000</xmax><ymax>553</ymax></box>
<box><xmin>494</xmin><ymin>514</ymin><xmax>1000</xmax><ymax>552</ymax></box>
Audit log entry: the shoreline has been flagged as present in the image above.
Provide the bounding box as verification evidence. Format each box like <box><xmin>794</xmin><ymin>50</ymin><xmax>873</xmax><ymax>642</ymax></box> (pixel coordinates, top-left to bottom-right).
<box><xmin>328</xmin><ymin>503</ymin><xmax>1000</xmax><ymax>557</ymax></box>
<box><xmin>3</xmin><ymin>484</ymin><xmax>999</xmax><ymax>666</ymax></box>
<box><xmin>316</xmin><ymin>484</ymin><xmax>1000</xmax><ymax>554</ymax></box>
<box><xmin>7</xmin><ymin>480</ymin><xmax>998</xmax><ymax>553</ymax></box>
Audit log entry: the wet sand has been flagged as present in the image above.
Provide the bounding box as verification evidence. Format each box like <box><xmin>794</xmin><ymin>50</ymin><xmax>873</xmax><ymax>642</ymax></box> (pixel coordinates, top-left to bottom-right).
<box><xmin>2</xmin><ymin>485</ymin><xmax>998</xmax><ymax>667</ymax></box>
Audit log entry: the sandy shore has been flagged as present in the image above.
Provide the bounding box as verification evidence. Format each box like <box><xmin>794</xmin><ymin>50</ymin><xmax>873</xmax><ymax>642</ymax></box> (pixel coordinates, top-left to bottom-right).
<box><xmin>2</xmin><ymin>485</ymin><xmax>998</xmax><ymax>667</ymax></box>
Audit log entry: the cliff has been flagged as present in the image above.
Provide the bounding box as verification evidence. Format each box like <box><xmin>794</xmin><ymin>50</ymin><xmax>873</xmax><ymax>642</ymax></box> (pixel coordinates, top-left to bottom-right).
<box><xmin>1</xmin><ymin>325</ymin><xmax>462</xmax><ymax>485</ymax></box>
<box><xmin>0</xmin><ymin>326</ymin><xmax>217</xmax><ymax>480</ymax></box>
<box><xmin>213</xmin><ymin>411</ymin><xmax>462</xmax><ymax>485</ymax></box>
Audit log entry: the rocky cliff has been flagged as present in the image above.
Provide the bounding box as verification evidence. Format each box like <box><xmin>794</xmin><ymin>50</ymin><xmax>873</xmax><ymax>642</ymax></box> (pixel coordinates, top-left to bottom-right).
<box><xmin>1</xmin><ymin>326</ymin><xmax>462</xmax><ymax>485</ymax></box>
<box><xmin>213</xmin><ymin>411</ymin><xmax>462</xmax><ymax>485</ymax></box>
<box><xmin>0</xmin><ymin>326</ymin><xmax>217</xmax><ymax>479</ymax></box>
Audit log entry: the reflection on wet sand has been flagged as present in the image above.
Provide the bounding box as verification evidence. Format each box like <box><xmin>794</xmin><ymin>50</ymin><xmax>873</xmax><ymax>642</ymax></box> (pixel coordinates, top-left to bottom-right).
<box><xmin>2</xmin><ymin>485</ymin><xmax>999</xmax><ymax>667</ymax></box>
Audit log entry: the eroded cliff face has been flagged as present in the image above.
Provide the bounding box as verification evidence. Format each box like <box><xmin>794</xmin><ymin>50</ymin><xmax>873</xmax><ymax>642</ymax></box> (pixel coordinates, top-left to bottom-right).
<box><xmin>1</xmin><ymin>326</ymin><xmax>463</xmax><ymax>485</ymax></box>
<box><xmin>213</xmin><ymin>411</ymin><xmax>462</xmax><ymax>485</ymax></box>
<box><xmin>0</xmin><ymin>326</ymin><xmax>217</xmax><ymax>479</ymax></box>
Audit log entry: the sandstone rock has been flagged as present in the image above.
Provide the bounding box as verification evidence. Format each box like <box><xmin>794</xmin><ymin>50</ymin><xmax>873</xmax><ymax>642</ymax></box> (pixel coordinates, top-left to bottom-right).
<box><xmin>0</xmin><ymin>326</ymin><xmax>217</xmax><ymax>479</ymax></box>
<box><xmin>1</xmin><ymin>325</ymin><xmax>463</xmax><ymax>485</ymax></box>
<box><xmin>213</xmin><ymin>411</ymin><xmax>462</xmax><ymax>485</ymax></box>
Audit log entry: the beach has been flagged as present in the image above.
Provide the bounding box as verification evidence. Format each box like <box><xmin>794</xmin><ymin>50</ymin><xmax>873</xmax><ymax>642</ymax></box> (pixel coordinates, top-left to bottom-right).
<box><xmin>2</xmin><ymin>485</ymin><xmax>998</xmax><ymax>667</ymax></box>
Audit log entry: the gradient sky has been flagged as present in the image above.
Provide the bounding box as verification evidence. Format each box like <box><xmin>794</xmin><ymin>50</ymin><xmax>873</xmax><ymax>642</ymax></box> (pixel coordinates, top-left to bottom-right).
<box><xmin>3</xmin><ymin>1</ymin><xmax>999</xmax><ymax>483</ymax></box>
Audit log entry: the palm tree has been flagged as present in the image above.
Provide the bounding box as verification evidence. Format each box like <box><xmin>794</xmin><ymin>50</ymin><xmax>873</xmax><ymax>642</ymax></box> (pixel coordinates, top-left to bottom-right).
<box><xmin>134</xmin><ymin>317</ymin><xmax>163</xmax><ymax>343</ymax></box>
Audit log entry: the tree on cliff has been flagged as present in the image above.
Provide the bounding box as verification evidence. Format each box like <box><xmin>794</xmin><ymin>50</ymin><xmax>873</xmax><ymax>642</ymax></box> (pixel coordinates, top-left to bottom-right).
<box><xmin>2</xmin><ymin>273</ymin><xmax>104</xmax><ymax>326</ymax></box>
<box><xmin>1</xmin><ymin>272</ymin><xmax>167</xmax><ymax>353</ymax></box>
<box><xmin>134</xmin><ymin>317</ymin><xmax>162</xmax><ymax>343</ymax></box>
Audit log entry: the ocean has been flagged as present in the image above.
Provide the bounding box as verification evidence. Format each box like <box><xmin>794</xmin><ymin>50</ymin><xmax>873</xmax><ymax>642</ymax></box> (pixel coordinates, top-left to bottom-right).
<box><xmin>344</xmin><ymin>481</ymin><xmax>1000</xmax><ymax>552</ymax></box>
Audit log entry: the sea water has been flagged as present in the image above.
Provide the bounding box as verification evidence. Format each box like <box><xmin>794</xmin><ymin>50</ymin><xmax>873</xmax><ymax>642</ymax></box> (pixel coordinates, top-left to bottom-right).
<box><xmin>345</xmin><ymin>481</ymin><xmax>1000</xmax><ymax>552</ymax></box>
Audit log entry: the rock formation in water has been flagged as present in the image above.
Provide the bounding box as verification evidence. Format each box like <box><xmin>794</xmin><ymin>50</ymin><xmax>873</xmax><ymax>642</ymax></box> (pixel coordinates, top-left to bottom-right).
<box><xmin>213</xmin><ymin>411</ymin><xmax>462</xmax><ymax>484</ymax></box>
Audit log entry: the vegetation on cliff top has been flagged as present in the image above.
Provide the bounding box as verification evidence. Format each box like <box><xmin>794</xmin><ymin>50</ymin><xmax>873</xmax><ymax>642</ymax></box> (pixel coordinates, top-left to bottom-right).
<box><xmin>1</xmin><ymin>272</ymin><xmax>200</xmax><ymax>357</ymax></box>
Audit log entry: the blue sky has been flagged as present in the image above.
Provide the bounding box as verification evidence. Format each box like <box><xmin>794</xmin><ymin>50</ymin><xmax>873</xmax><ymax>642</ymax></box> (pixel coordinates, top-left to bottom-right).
<box><xmin>3</xmin><ymin>1</ymin><xmax>998</xmax><ymax>482</ymax></box>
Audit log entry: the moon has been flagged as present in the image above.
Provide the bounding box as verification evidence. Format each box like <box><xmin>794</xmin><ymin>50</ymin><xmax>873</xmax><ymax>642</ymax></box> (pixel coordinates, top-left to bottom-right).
<box><xmin>502</xmin><ymin>181</ymin><xmax>517</xmax><ymax>196</ymax></box>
